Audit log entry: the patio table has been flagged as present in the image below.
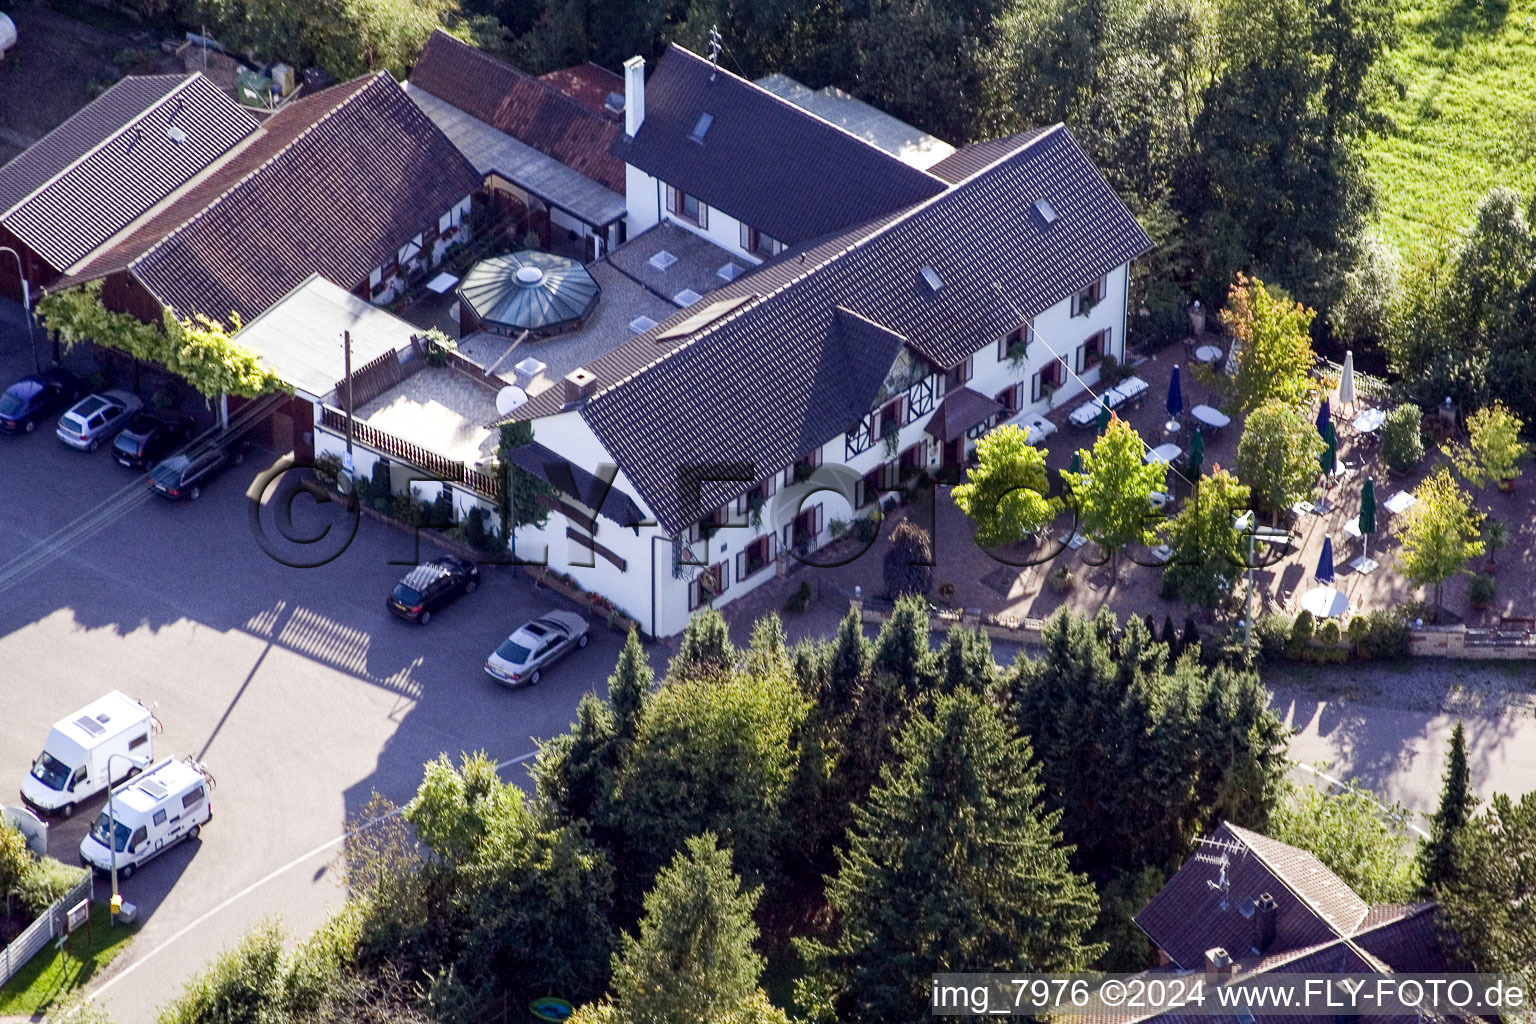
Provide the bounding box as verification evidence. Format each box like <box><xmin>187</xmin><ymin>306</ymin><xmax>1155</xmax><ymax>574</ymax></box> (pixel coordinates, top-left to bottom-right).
<box><xmin>1343</xmin><ymin>517</ymin><xmax>1363</xmax><ymax>539</ymax></box>
<box><xmin>1191</xmin><ymin>404</ymin><xmax>1231</xmax><ymax>430</ymax></box>
<box><xmin>425</xmin><ymin>272</ymin><xmax>460</xmax><ymax>294</ymax></box>
<box><xmin>1299</xmin><ymin>586</ymin><xmax>1349</xmax><ymax>618</ymax></box>
<box><xmin>1352</xmin><ymin>408</ymin><xmax>1386</xmax><ymax>433</ymax></box>
<box><xmin>1383</xmin><ymin>490</ymin><xmax>1417</xmax><ymax>516</ymax></box>
<box><xmin>1144</xmin><ymin>443</ymin><xmax>1181</xmax><ymax>465</ymax></box>
<box><xmin>1194</xmin><ymin>344</ymin><xmax>1223</xmax><ymax>363</ymax></box>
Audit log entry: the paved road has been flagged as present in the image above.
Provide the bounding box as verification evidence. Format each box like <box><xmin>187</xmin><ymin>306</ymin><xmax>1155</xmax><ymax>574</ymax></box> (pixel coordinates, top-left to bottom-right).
<box><xmin>1276</xmin><ymin>685</ymin><xmax>1536</xmax><ymax>821</ymax></box>
<box><xmin>0</xmin><ymin>305</ymin><xmax>642</xmax><ymax>1022</ymax></box>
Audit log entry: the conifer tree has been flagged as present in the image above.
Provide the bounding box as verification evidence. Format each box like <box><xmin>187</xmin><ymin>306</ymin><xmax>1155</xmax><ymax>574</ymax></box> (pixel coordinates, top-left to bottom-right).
<box><xmin>672</xmin><ymin>607</ymin><xmax>737</xmax><ymax>679</ymax></box>
<box><xmin>799</xmin><ymin>691</ymin><xmax>1101</xmax><ymax>1024</ymax></box>
<box><xmin>609</xmin><ymin>629</ymin><xmax>653</xmax><ymax>745</ymax></box>
<box><xmin>1421</xmin><ymin>720</ymin><xmax>1475</xmax><ymax>892</ymax></box>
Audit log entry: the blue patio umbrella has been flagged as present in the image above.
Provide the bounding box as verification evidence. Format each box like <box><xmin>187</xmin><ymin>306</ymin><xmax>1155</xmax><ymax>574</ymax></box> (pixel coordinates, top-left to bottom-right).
<box><xmin>1166</xmin><ymin>364</ymin><xmax>1184</xmax><ymax>419</ymax></box>
<box><xmin>1316</xmin><ymin>397</ymin><xmax>1332</xmax><ymax>438</ymax></box>
<box><xmin>1315</xmin><ymin>536</ymin><xmax>1335</xmax><ymax>586</ymax></box>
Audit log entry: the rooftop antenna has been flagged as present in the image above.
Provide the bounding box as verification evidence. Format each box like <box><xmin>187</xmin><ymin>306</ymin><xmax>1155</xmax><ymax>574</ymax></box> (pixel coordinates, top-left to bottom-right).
<box><xmin>1194</xmin><ymin>837</ymin><xmax>1246</xmax><ymax>911</ymax></box>
<box><xmin>708</xmin><ymin>26</ymin><xmax>722</xmax><ymax>80</ymax></box>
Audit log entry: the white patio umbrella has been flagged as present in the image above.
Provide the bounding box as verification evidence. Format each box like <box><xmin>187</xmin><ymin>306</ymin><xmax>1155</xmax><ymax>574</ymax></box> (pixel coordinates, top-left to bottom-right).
<box><xmin>1339</xmin><ymin>350</ymin><xmax>1356</xmax><ymax>412</ymax></box>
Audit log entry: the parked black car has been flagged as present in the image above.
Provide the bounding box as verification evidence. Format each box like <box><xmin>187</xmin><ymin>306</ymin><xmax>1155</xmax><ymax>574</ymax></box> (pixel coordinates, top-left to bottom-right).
<box><xmin>113</xmin><ymin>409</ymin><xmax>196</xmax><ymax>469</ymax></box>
<box><xmin>149</xmin><ymin>437</ymin><xmax>247</xmax><ymax>500</ymax></box>
<box><xmin>0</xmin><ymin>369</ymin><xmax>80</xmax><ymax>434</ymax></box>
<box><xmin>387</xmin><ymin>557</ymin><xmax>480</xmax><ymax>624</ymax></box>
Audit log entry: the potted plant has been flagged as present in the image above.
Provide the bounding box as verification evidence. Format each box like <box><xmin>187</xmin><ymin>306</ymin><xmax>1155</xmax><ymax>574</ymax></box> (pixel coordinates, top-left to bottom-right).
<box><xmin>1483</xmin><ymin>518</ymin><xmax>1506</xmax><ymax>574</ymax></box>
<box><xmin>1468</xmin><ymin>572</ymin><xmax>1495</xmax><ymax>611</ymax></box>
<box><xmin>1048</xmin><ymin>566</ymin><xmax>1075</xmax><ymax>593</ymax></box>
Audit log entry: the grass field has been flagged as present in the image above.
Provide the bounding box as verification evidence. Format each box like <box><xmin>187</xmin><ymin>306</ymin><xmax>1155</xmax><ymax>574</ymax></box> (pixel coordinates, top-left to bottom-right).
<box><xmin>1365</xmin><ymin>0</ymin><xmax>1536</xmax><ymax>257</ymax></box>
<box><xmin>0</xmin><ymin>901</ymin><xmax>137</xmax><ymax>1018</ymax></box>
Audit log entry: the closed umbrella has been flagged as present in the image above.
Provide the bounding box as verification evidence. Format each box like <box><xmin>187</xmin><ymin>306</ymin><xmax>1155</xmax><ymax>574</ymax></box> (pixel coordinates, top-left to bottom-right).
<box><xmin>1340</xmin><ymin>350</ymin><xmax>1356</xmax><ymax>411</ymax></box>
<box><xmin>1188</xmin><ymin>429</ymin><xmax>1205</xmax><ymax>476</ymax></box>
<box><xmin>1166</xmin><ymin>364</ymin><xmax>1184</xmax><ymax>419</ymax></box>
<box><xmin>1096</xmin><ymin>400</ymin><xmax>1112</xmax><ymax>435</ymax></box>
<box><xmin>1359</xmin><ymin>477</ymin><xmax>1377</xmax><ymax>559</ymax></box>
<box><xmin>1319</xmin><ymin>422</ymin><xmax>1338</xmax><ymax>477</ymax></box>
<box><xmin>1071</xmin><ymin>451</ymin><xmax>1083</xmax><ymax>476</ymax></box>
<box><xmin>1316</xmin><ymin>536</ymin><xmax>1335</xmax><ymax>586</ymax></box>
<box><xmin>1316</xmin><ymin>397</ymin><xmax>1332</xmax><ymax>438</ymax></box>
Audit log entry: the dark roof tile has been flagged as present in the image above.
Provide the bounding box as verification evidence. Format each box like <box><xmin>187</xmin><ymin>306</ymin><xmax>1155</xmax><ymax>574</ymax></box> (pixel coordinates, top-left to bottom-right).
<box><xmin>2</xmin><ymin>75</ymin><xmax>257</xmax><ymax>274</ymax></box>
<box><xmin>411</xmin><ymin>31</ymin><xmax>624</xmax><ymax>191</ymax></box>
<box><xmin>615</xmin><ymin>45</ymin><xmax>947</xmax><ymax>245</ymax></box>
<box><xmin>124</xmin><ymin>73</ymin><xmax>482</xmax><ymax>322</ymax></box>
<box><xmin>928</xmin><ymin>128</ymin><xmax>1054</xmax><ymax>184</ymax></box>
<box><xmin>0</xmin><ymin>75</ymin><xmax>192</xmax><ymax>214</ymax></box>
<box><xmin>568</xmin><ymin>124</ymin><xmax>1150</xmax><ymax>533</ymax></box>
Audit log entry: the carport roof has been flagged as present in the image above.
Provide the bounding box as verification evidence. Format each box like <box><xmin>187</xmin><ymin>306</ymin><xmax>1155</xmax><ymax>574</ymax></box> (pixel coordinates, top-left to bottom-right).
<box><xmin>233</xmin><ymin>274</ymin><xmax>417</xmax><ymax>399</ymax></box>
<box><xmin>405</xmin><ymin>83</ymin><xmax>626</xmax><ymax>228</ymax></box>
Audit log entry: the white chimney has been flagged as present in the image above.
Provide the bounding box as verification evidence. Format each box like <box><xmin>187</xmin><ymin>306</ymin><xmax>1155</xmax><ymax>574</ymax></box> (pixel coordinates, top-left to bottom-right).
<box><xmin>623</xmin><ymin>56</ymin><xmax>645</xmax><ymax>137</ymax></box>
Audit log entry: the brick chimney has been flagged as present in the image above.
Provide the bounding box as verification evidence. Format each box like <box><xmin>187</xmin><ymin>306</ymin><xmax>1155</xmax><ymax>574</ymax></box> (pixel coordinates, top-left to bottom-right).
<box><xmin>1253</xmin><ymin>893</ymin><xmax>1278</xmax><ymax>955</ymax></box>
<box><xmin>623</xmin><ymin>56</ymin><xmax>645</xmax><ymax>137</ymax></box>
<box><xmin>1204</xmin><ymin>947</ymin><xmax>1235</xmax><ymax>976</ymax></box>
<box><xmin>563</xmin><ymin>367</ymin><xmax>598</xmax><ymax>408</ymax></box>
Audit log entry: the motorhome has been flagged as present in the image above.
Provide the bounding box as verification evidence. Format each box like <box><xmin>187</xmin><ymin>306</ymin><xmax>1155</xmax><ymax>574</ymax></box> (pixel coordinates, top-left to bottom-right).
<box><xmin>20</xmin><ymin>691</ymin><xmax>157</xmax><ymax>818</ymax></box>
<box><xmin>79</xmin><ymin>757</ymin><xmax>213</xmax><ymax>880</ymax></box>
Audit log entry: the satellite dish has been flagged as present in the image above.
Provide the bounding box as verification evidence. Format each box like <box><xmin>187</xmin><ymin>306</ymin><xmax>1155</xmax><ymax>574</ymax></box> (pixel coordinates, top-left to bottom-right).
<box><xmin>496</xmin><ymin>385</ymin><xmax>529</xmax><ymax>416</ymax></box>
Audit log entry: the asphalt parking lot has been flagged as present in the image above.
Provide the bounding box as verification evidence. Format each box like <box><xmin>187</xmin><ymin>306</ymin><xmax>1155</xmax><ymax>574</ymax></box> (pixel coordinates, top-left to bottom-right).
<box><xmin>0</xmin><ymin>305</ymin><xmax>637</xmax><ymax>1022</ymax></box>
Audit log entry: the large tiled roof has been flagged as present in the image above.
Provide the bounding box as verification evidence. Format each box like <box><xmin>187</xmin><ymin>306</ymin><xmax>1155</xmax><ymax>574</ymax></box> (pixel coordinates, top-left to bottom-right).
<box><xmin>928</xmin><ymin>128</ymin><xmax>1054</xmax><ymax>184</ymax></box>
<box><xmin>410</xmin><ymin>30</ymin><xmax>625</xmax><ymax>192</ymax></box>
<box><xmin>615</xmin><ymin>45</ymin><xmax>948</xmax><ymax>245</ymax></box>
<box><xmin>559</xmin><ymin>124</ymin><xmax>1150</xmax><ymax>534</ymax></box>
<box><xmin>0</xmin><ymin>75</ymin><xmax>189</xmax><ymax>213</ymax></box>
<box><xmin>0</xmin><ymin>74</ymin><xmax>257</xmax><ymax>273</ymax></box>
<box><xmin>112</xmin><ymin>73</ymin><xmax>481</xmax><ymax>322</ymax></box>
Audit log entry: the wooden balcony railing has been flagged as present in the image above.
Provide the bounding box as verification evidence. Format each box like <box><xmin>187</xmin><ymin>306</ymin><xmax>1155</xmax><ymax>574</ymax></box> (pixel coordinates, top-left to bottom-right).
<box><xmin>320</xmin><ymin>405</ymin><xmax>502</xmax><ymax>500</ymax></box>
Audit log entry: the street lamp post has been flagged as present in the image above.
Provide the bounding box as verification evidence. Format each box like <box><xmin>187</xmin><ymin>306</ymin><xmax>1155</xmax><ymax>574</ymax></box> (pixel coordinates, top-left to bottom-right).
<box><xmin>0</xmin><ymin>246</ymin><xmax>41</xmax><ymax>374</ymax></box>
<box><xmin>1235</xmin><ymin>511</ymin><xmax>1256</xmax><ymax>652</ymax></box>
<box><xmin>105</xmin><ymin>753</ymin><xmax>151</xmax><ymax>925</ymax></box>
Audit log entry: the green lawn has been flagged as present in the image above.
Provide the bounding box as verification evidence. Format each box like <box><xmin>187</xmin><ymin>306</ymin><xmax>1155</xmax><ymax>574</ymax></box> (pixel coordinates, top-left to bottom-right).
<box><xmin>1365</xmin><ymin>0</ymin><xmax>1536</xmax><ymax>257</ymax></box>
<box><xmin>0</xmin><ymin>901</ymin><xmax>138</xmax><ymax>1017</ymax></box>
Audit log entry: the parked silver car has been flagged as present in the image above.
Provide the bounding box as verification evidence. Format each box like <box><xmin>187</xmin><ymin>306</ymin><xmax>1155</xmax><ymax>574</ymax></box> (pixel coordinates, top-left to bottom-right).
<box><xmin>484</xmin><ymin>610</ymin><xmax>590</xmax><ymax>686</ymax></box>
<box><xmin>56</xmin><ymin>390</ymin><xmax>144</xmax><ymax>452</ymax></box>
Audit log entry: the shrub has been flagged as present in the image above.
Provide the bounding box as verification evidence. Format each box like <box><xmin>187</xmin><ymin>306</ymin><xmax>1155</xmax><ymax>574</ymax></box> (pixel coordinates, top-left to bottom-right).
<box><xmin>430</xmin><ymin>489</ymin><xmax>454</xmax><ymax>529</ymax></box>
<box><xmin>785</xmin><ymin>581</ymin><xmax>813</xmax><ymax>614</ymax></box>
<box><xmin>1</xmin><ymin>821</ymin><xmax>30</xmax><ymax>894</ymax></box>
<box><xmin>1316</xmin><ymin>619</ymin><xmax>1342</xmax><ymax>644</ymax></box>
<box><xmin>1285</xmin><ymin>610</ymin><xmax>1316</xmax><ymax>658</ymax></box>
<box><xmin>881</xmin><ymin>496</ymin><xmax>899</xmax><ymax>515</ymax></box>
<box><xmin>1347</xmin><ymin>616</ymin><xmax>1370</xmax><ymax>644</ymax></box>
<box><xmin>1255</xmin><ymin>613</ymin><xmax>1294</xmax><ymax>661</ymax></box>
<box><xmin>17</xmin><ymin>856</ymin><xmax>87</xmax><ymax>916</ymax></box>
<box><xmin>1182</xmin><ymin>616</ymin><xmax>1200</xmax><ymax>648</ymax></box>
<box><xmin>1360</xmin><ymin>609</ymin><xmax>1411</xmax><ymax>659</ymax></box>
<box><xmin>156</xmin><ymin>921</ymin><xmax>286</xmax><ymax>1024</ymax></box>
<box><xmin>420</xmin><ymin>328</ymin><xmax>455</xmax><ymax>367</ymax></box>
<box><xmin>1161</xmin><ymin>614</ymin><xmax>1178</xmax><ymax>647</ymax></box>
<box><xmin>522</xmin><ymin>231</ymin><xmax>542</xmax><ymax>251</ymax></box>
<box><xmin>1049</xmin><ymin>566</ymin><xmax>1076</xmax><ymax>593</ymax></box>
<box><xmin>1467</xmin><ymin>572</ymin><xmax>1496</xmax><ymax>607</ymax></box>
<box><xmin>883</xmin><ymin>520</ymin><xmax>934</xmax><ymax>597</ymax></box>
<box><xmin>371</xmin><ymin>459</ymin><xmax>392</xmax><ymax>499</ymax></box>
<box><xmin>464</xmin><ymin>506</ymin><xmax>489</xmax><ymax>550</ymax></box>
<box><xmin>313</xmin><ymin>452</ymin><xmax>343</xmax><ymax>487</ymax></box>
<box><xmin>1097</xmin><ymin>352</ymin><xmax>1132</xmax><ymax>388</ymax></box>
<box><xmin>829</xmin><ymin>517</ymin><xmax>849</xmax><ymax>540</ymax></box>
<box><xmin>853</xmin><ymin>515</ymin><xmax>879</xmax><ymax>544</ymax></box>
<box><xmin>1380</xmin><ymin>404</ymin><xmax>1425</xmax><ymax>472</ymax></box>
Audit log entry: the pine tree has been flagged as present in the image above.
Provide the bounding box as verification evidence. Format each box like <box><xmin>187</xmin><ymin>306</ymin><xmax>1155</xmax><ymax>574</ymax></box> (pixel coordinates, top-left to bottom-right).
<box><xmin>534</xmin><ymin>696</ymin><xmax>619</xmax><ymax>827</ymax></box>
<box><xmin>870</xmin><ymin>595</ymin><xmax>933</xmax><ymax>700</ymax></box>
<box><xmin>826</xmin><ymin>605</ymin><xmax>871</xmax><ymax>716</ymax></box>
<box><xmin>672</xmin><ymin>607</ymin><xmax>736</xmax><ymax>679</ymax></box>
<box><xmin>1161</xmin><ymin>613</ymin><xmax>1179</xmax><ymax>649</ymax></box>
<box><xmin>935</xmin><ymin>625</ymin><xmax>995</xmax><ymax>699</ymax></box>
<box><xmin>744</xmin><ymin>614</ymin><xmax>791</xmax><ymax>679</ymax></box>
<box><xmin>609</xmin><ymin>629</ymin><xmax>653</xmax><ymax>745</ymax></box>
<box><xmin>799</xmin><ymin>691</ymin><xmax>1102</xmax><ymax>1024</ymax></box>
<box><xmin>604</xmin><ymin>833</ymin><xmax>785</xmax><ymax>1024</ymax></box>
<box><xmin>1421</xmin><ymin>720</ymin><xmax>1475</xmax><ymax>892</ymax></box>
<box><xmin>1432</xmin><ymin>792</ymin><xmax>1536</xmax><ymax>984</ymax></box>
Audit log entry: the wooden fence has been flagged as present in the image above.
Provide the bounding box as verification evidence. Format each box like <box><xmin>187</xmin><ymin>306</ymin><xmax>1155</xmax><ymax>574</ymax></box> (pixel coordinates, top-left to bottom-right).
<box><xmin>335</xmin><ymin>348</ymin><xmax>418</xmax><ymax>412</ymax></box>
<box><xmin>0</xmin><ymin>870</ymin><xmax>93</xmax><ymax>986</ymax></box>
<box><xmin>319</xmin><ymin>406</ymin><xmax>502</xmax><ymax>501</ymax></box>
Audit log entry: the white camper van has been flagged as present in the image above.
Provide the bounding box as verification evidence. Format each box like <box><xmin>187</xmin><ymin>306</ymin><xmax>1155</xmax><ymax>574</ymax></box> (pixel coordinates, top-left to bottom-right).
<box><xmin>20</xmin><ymin>691</ymin><xmax>158</xmax><ymax>818</ymax></box>
<box><xmin>79</xmin><ymin>757</ymin><xmax>214</xmax><ymax>880</ymax></box>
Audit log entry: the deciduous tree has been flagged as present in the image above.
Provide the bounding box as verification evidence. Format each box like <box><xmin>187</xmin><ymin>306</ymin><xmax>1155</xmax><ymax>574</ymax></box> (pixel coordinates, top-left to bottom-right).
<box><xmin>1433</xmin><ymin>792</ymin><xmax>1536</xmax><ymax>987</ymax></box>
<box><xmin>1268</xmin><ymin>780</ymin><xmax>1421</xmax><ymax>903</ymax></box>
<box><xmin>1396</xmin><ymin>467</ymin><xmax>1484</xmax><ymax>619</ymax></box>
<box><xmin>1235</xmin><ymin>399</ymin><xmax>1327</xmax><ymax>517</ymax></box>
<box><xmin>1159</xmin><ymin>465</ymin><xmax>1249</xmax><ymax>609</ymax></box>
<box><xmin>1449</xmin><ymin>401</ymin><xmax>1530</xmax><ymax>490</ymax></box>
<box><xmin>1219</xmin><ymin>275</ymin><xmax>1318</xmax><ymax>414</ymax></box>
<box><xmin>952</xmin><ymin>424</ymin><xmax>1061</xmax><ymax>548</ymax></box>
<box><xmin>1062</xmin><ymin>416</ymin><xmax>1166</xmax><ymax>578</ymax></box>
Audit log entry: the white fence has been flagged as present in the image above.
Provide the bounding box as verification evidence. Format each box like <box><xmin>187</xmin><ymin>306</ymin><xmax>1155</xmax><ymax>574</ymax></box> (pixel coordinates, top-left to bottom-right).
<box><xmin>0</xmin><ymin>871</ymin><xmax>94</xmax><ymax>986</ymax></box>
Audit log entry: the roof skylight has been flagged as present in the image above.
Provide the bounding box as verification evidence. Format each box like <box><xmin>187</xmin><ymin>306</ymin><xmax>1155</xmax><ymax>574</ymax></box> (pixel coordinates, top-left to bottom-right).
<box><xmin>689</xmin><ymin>113</ymin><xmax>715</xmax><ymax>143</ymax></box>
<box><xmin>1035</xmin><ymin>197</ymin><xmax>1058</xmax><ymax>224</ymax></box>
<box><xmin>920</xmin><ymin>266</ymin><xmax>944</xmax><ymax>294</ymax></box>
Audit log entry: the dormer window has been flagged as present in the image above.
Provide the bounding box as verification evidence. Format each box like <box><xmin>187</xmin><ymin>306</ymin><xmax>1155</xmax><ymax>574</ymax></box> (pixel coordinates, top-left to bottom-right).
<box><xmin>741</xmin><ymin>225</ymin><xmax>782</xmax><ymax>258</ymax></box>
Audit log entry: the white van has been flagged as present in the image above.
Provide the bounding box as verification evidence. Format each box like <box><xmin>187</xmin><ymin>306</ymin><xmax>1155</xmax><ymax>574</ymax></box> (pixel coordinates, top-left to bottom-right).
<box><xmin>20</xmin><ymin>691</ymin><xmax>158</xmax><ymax>818</ymax></box>
<box><xmin>79</xmin><ymin>757</ymin><xmax>214</xmax><ymax>880</ymax></box>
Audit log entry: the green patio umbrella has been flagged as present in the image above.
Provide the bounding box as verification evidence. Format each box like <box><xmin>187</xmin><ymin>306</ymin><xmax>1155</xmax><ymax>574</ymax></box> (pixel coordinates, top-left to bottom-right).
<box><xmin>1188</xmin><ymin>429</ymin><xmax>1205</xmax><ymax>476</ymax></box>
<box><xmin>1319</xmin><ymin>422</ymin><xmax>1338</xmax><ymax>476</ymax></box>
<box><xmin>1359</xmin><ymin>477</ymin><xmax>1377</xmax><ymax>558</ymax></box>
<box><xmin>1071</xmin><ymin>450</ymin><xmax>1083</xmax><ymax>475</ymax></box>
<box><xmin>1095</xmin><ymin>400</ymin><xmax>1112</xmax><ymax>435</ymax></box>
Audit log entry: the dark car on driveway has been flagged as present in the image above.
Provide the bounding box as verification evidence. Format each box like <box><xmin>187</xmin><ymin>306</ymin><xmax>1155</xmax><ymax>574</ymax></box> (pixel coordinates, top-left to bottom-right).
<box><xmin>113</xmin><ymin>409</ymin><xmax>196</xmax><ymax>469</ymax></box>
<box><xmin>0</xmin><ymin>369</ymin><xmax>79</xmax><ymax>434</ymax></box>
<box><xmin>387</xmin><ymin>557</ymin><xmax>480</xmax><ymax>624</ymax></box>
<box><xmin>149</xmin><ymin>437</ymin><xmax>247</xmax><ymax>500</ymax></box>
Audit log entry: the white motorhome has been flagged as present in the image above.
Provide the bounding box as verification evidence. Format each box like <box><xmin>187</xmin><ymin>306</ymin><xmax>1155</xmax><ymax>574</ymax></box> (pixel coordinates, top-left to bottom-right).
<box><xmin>20</xmin><ymin>691</ymin><xmax>158</xmax><ymax>818</ymax></box>
<box><xmin>79</xmin><ymin>757</ymin><xmax>214</xmax><ymax>880</ymax></box>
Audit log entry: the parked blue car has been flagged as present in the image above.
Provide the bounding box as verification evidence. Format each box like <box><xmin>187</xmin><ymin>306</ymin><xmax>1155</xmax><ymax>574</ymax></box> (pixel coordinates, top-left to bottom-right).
<box><xmin>0</xmin><ymin>369</ymin><xmax>80</xmax><ymax>434</ymax></box>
